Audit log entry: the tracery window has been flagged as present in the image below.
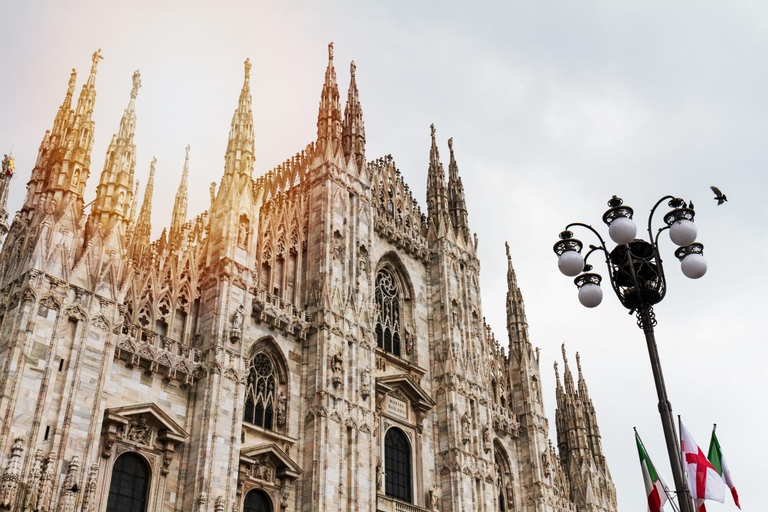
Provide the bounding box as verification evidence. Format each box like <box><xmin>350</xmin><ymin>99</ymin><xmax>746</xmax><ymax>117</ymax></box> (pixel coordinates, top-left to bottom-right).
<box><xmin>385</xmin><ymin>427</ymin><xmax>412</xmax><ymax>502</ymax></box>
<box><xmin>375</xmin><ymin>268</ymin><xmax>401</xmax><ymax>356</ymax></box>
<box><xmin>244</xmin><ymin>352</ymin><xmax>277</xmax><ymax>429</ymax></box>
<box><xmin>106</xmin><ymin>453</ymin><xmax>149</xmax><ymax>512</ymax></box>
<box><xmin>244</xmin><ymin>489</ymin><xmax>272</xmax><ymax>512</ymax></box>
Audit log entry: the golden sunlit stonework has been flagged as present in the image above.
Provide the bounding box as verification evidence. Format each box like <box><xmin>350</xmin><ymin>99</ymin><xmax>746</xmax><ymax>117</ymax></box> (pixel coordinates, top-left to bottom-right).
<box><xmin>0</xmin><ymin>44</ymin><xmax>616</xmax><ymax>512</ymax></box>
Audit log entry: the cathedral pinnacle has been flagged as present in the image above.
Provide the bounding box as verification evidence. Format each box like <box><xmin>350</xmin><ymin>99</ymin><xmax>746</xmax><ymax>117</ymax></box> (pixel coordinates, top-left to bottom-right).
<box><xmin>316</xmin><ymin>42</ymin><xmax>342</xmax><ymax>156</ymax></box>
<box><xmin>224</xmin><ymin>58</ymin><xmax>255</xmax><ymax>177</ymax></box>
<box><xmin>505</xmin><ymin>242</ymin><xmax>529</xmax><ymax>350</ymax></box>
<box><xmin>426</xmin><ymin>124</ymin><xmax>449</xmax><ymax>228</ymax></box>
<box><xmin>342</xmin><ymin>59</ymin><xmax>365</xmax><ymax>168</ymax></box>
<box><xmin>130</xmin><ymin>157</ymin><xmax>156</xmax><ymax>264</ymax></box>
<box><xmin>88</xmin><ymin>68</ymin><xmax>140</xmax><ymax>238</ymax></box>
<box><xmin>88</xmin><ymin>49</ymin><xmax>103</xmax><ymax>86</ymax></box>
<box><xmin>447</xmin><ymin>136</ymin><xmax>470</xmax><ymax>240</ymax></box>
<box><xmin>169</xmin><ymin>146</ymin><xmax>190</xmax><ymax>249</ymax></box>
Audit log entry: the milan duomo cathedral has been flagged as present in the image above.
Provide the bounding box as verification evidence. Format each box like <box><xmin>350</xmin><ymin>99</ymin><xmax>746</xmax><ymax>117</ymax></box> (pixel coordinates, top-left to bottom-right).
<box><xmin>0</xmin><ymin>44</ymin><xmax>617</xmax><ymax>512</ymax></box>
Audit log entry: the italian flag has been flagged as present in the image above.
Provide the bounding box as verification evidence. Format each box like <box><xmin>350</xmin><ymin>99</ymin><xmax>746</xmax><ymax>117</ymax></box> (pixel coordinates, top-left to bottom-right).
<box><xmin>708</xmin><ymin>427</ymin><xmax>740</xmax><ymax>509</ymax></box>
<box><xmin>636</xmin><ymin>431</ymin><xmax>668</xmax><ymax>512</ymax></box>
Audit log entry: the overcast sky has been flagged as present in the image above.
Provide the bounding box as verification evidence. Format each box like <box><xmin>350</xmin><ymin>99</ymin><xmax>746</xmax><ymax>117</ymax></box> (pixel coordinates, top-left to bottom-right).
<box><xmin>1</xmin><ymin>1</ymin><xmax>765</xmax><ymax>510</ymax></box>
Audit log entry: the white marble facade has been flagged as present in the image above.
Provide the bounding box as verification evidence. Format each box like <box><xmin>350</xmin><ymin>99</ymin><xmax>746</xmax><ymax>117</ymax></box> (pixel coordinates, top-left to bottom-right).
<box><xmin>0</xmin><ymin>45</ymin><xmax>616</xmax><ymax>512</ymax></box>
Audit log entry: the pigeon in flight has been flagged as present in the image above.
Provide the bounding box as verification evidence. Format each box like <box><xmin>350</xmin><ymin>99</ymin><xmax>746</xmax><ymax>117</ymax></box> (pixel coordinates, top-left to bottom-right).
<box><xmin>711</xmin><ymin>186</ymin><xmax>727</xmax><ymax>205</ymax></box>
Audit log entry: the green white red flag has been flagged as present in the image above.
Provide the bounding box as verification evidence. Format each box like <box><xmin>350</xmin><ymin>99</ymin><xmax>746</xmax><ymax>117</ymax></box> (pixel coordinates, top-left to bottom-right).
<box><xmin>680</xmin><ymin>419</ymin><xmax>725</xmax><ymax>510</ymax></box>
<box><xmin>707</xmin><ymin>426</ymin><xmax>740</xmax><ymax>509</ymax></box>
<box><xmin>636</xmin><ymin>431</ymin><xmax>668</xmax><ymax>512</ymax></box>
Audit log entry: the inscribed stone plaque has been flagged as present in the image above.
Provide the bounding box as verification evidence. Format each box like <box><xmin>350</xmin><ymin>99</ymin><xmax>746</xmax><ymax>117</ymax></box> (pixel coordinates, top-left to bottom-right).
<box><xmin>387</xmin><ymin>396</ymin><xmax>408</xmax><ymax>420</ymax></box>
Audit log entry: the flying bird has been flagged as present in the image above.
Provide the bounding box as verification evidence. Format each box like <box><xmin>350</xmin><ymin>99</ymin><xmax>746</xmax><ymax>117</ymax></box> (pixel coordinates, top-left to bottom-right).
<box><xmin>710</xmin><ymin>186</ymin><xmax>727</xmax><ymax>205</ymax></box>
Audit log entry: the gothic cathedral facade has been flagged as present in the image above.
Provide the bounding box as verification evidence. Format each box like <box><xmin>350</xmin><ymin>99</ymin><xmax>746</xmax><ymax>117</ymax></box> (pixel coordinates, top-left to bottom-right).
<box><xmin>0</xmin><ymin>45</ymin><xmax>617</xmax><ymax>512</ymax></box>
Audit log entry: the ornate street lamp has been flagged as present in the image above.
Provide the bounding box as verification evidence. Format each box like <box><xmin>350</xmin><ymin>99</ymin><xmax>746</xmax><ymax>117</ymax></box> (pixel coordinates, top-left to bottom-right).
<box><xmin>553</xmin><ymin>195</ymin><xmax>705</xmax><ymax>512</ymax></box>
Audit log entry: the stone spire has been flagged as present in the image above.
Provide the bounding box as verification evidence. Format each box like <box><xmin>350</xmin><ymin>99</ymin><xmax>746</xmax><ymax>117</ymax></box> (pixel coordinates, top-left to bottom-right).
<box><xmin>555</xmin><ymin>346</ymin><xmax>615</xmax><ymax>510</ymax></box>
<box><xmin>576</xmin><ymin>351</ymin><xmax>606</xmax><ymax>464</ymax></box>
<box><xmin>169</xmin><ymin>145</ymin><xmax>190</xmax><ymax>249</ymax></box>
<box><xmin>426</xmin><ymin>124</ymin><xmax>450</xmax><ymax>230</ymax></box>
<box><xmin>505</xmin><ymin>241</ymin><xmax>529</xmax><ymax>349</ymax></box>
<box><xmin>20</xmin><ymin>69</ymin><xmax>77</xmax><ymax>216</ymax></box>
<box><xmin>447</xmin><ymin>137</ymin><xmax>470</xmax><ymax>241</ymax></box>
<box><xmin>316</xmin><ymin>42</ymin><xmax>342</xmax><ymax>156</ymax></box>
<box><xmin>88</xmin><ymin>69</ymin><xmax>141</xmax><ymax>238</ymax></box>
<box><xmin>224</xmin><ymin>58</ymin><xmax>255</xmax><ymax>177</ymax></box>
<box><xmin>35</xmin><ymin>50</ymin><xmax>101</xmax><ymax>218</ymax></box>
<box><xmin>130</xmin><ymin>157</ymin><xmax>156</xmax><ymax>263</ymax></box>
<box><xmin>342</xmin><ymin>60</ymin><xmax>365</xmax><ymax>168</ymax></box>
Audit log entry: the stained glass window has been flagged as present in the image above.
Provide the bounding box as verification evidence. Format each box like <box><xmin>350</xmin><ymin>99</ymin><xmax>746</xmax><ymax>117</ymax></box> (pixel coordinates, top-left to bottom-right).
<box><xmin>375</xmin><ymin>268</ymin><xmax>401</xmax><ymax>356</ymax></box>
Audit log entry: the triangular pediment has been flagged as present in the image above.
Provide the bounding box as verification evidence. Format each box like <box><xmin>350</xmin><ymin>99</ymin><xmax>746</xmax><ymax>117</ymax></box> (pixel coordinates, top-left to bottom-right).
<box><xmin>105</xmin><ymin>402</ymin><xmax>188</xmax><ymax>441</ymax></box>
<box><xmin>376</xmin><ymin>374</ymin><xmax>436</xmax><ymax>412</ymax></box>
<box><xmin>241</xmin><ymin>443</ymin><xmax>302</xmax><ymax>480</ymax></box>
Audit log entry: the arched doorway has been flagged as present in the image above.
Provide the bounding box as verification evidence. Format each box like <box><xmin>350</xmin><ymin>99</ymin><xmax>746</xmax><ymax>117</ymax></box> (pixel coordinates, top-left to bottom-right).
<box><xmin>106</xmin><ymin>453</ymin><xmax>150</xmax><ymax>512</ymax></box>
<box><xmin>244</xmin><ymin>489</ymin><xmax>272</xmax><ymax>512</ymax></box>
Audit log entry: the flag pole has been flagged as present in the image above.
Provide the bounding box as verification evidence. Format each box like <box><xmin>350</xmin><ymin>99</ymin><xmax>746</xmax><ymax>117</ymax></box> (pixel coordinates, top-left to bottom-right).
<box><xmin>636</xmin><ymin>427</ymin><xmax>681</xmax><ymax>512</ymax></box>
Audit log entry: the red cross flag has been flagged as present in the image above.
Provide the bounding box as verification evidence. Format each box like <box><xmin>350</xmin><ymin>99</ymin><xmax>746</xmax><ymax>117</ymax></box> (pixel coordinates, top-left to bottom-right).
<box><xmin>680</xmin><ymin>419</ymin><xmax>725</xmax><ymax>511</ymax></box>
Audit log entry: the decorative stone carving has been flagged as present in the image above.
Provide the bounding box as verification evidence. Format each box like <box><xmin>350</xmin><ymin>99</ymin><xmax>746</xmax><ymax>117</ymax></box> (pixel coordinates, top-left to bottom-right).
<box><xmin>0</xmin><ymin>437</ymin><xmax>24</xmax><ymax>508</ymax></box>
<box><xmin>214</xmin><ymin>495</ymin><xmax>225</xmax><ymax>512</ymax></box>
<box><xmin>56</xmin><ymin>456</ymin><xmax>79</xmax><ymax>512</ymax></box>
<box><xmin>81</xmin><ymin>463</ymin><xmax>99</xmax><ymax>512</ymax></box>
<box><xmin>376</xmin><ymin>458</ymin><xmax>383</xmax><ymax>492</ymax></box>
<box><xmin>37</xmin><ymin>455</ymin><xmax>56</xmax><ymax>512</ymax></box>
<box><xmin>281</xmin><ymin>484</ymin><xmax>290</xmax><ymax>509</ymax></box>
<box><xmin>22</xmin><ymin>450</ymin><xmax>44</xmax><ymax>512</ymax></box>
<box><xmin>126</xmin><ymin>416</ymin><xmax>153</xmax><ymax>445</ymax></box>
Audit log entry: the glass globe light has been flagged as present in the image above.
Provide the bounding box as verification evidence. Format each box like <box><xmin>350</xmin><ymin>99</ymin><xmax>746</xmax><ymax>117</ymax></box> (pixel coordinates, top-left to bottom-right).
<box><xmin>669</xmin><ymin>219</ymin><xmax>698</xmax><ymax>246</ymax></box>
<box><xmin>578</xmin><ymin>283</ymin><xmax>603</xmax><ymax>308</ymax></box>
<box><xmin>558</xmin><ymin>251</ymin><xmax>584</xmax><ymax>277</ymax></box>
<box><xmin>608</xmin><ymin>216</ymin><xmax>637</xmax><ymax>245</ymax></box>
<box><xmin>681</xmin><ymin>253</ymin><xmax>707</xmax><ymax>279</ymax></box>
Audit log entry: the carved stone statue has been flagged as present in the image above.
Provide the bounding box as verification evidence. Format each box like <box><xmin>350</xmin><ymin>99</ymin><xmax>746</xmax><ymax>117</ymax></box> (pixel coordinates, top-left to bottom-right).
<box><xmin>461</xmin><ymin>412</ymin><xmax>471</xmax><ymax>445</ymax></box>
<box><xmin>482</xmin><ymin>422</ymin><xmax>492</xmax><ymax>451</ymax></box>
<box><xmin>376</xmin><ymin>459</ymin><xmax>383</xmax><ymax>491</ymax></box>
<box><xmin>331</xmin><ymin>351</ymin><xmax>343</xmax><ymax>387</ymax></box>
<box><xmin>232</xmin><ymin>304</ymin><xmax>244</xmax><ymax>331</ymax></box>
<box><xmin>360</xmin><ymin>368</ymin><xmax>371</xmax><ymax>399</ymax></box>
<box><xmin>277</xmin><ymin>391</ymin><xmax>287</xmax><ymax>427</ymax></box>
<box><xmin>237</xmin><ymin>222</ymin><xmax>247</xmax><ymax>247</ymax></box>
<box><xmin>541</xmin><ymin>450</ymin><xmax>552</xmax><ymax>478</ymax></box>
<box><xmin>428</xmin><ymin>482</ymin><xmax>439</xmax><ymax>511</ymax></box>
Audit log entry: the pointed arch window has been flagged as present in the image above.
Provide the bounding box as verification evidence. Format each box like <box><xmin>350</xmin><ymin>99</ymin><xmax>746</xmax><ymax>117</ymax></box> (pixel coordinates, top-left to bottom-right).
<box><xmin>244</xmin><ymin>352</ymin><xmax>277</xmax><ymax>430</ymax></box>
<box><xmin>106</xmin><ymin>453</ymin><xmax>149</xmax><ymax>512</ymax></box>
<box><xmin>385</xmin><ymin>427</ymin><xmax>412</xmax><ymax>502</ymax></box>
<box><xmin>375</xmin><ymin>268</ymin><xmax>401</xmax><ymax>356</ymax></box>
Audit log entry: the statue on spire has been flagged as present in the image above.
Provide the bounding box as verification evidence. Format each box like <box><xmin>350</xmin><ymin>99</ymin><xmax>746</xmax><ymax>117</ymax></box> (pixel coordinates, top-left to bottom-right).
<box><xmin>67</xmin><ymin>69</ymin><xmax>77</xmax><ymax>95</ymax></box>
<box><xmin>328</xmin><ymin>42</ymin><xmax>334</xmax><ymax>61</ymax></box>
<box><xmin>1</xmin><ymin>153</ymin><xmax>14</xmax><ymax>177</ymax></box>
<box><xmin>130</xmin><ymin>70</ymin><xmax>141</xmax><ymax>99</ymax></box>
<box><xmin>505</xmin><ymin>241</ymin><xmax>511</xmax><ymax>259</ymax></box>
<box><xmin>350</xmin><ymin>60</ymin><xmax>356</xmax><ymax>77</ymax></box>
<box><xmin>430</xmin><ymin>123</ymin><xmax>436</xmax><ymax>140</ymax></box>
<box><xmin>244</xmin><ymin>58</ymin><xmax>251</xmax><ymax>80</ymax></box>
<box><xmin>90</xmin><ymin>49</ymin><xmax>103</xmax><ymax>74</ymax></box>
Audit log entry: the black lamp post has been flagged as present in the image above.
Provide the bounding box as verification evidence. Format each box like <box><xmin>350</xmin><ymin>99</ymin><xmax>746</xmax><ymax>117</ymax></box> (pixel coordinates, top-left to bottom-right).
<box><xmin>553</xmin><ymin>195</ymin><xmax>707</xmax><ymax>512</ymax></box>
